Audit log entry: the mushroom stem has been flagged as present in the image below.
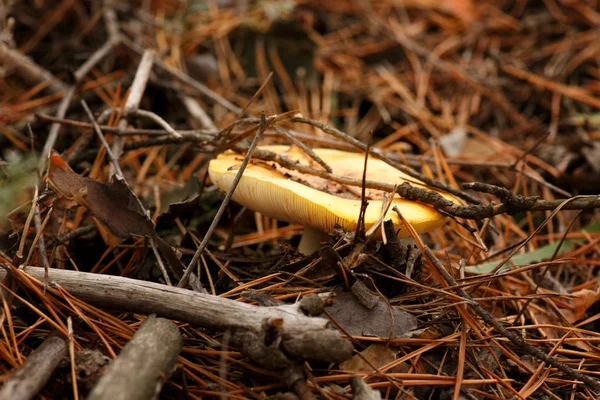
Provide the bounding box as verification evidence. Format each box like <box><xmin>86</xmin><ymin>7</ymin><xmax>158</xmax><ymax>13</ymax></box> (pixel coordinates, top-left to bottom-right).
<box><xmin>298</xmin><ymin>226</ymin><xmax>331</xmax><ymax>255</ymax></box>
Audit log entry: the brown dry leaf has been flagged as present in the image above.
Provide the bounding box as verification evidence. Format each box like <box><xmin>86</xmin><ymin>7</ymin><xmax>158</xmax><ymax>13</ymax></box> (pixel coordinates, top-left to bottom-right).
<box><xmin>48</xmin><ymin>152</ymin><xmax>156</xmax><ymax>240</ymax></box>
<box><xmin>326</xmin><ymin>292</ymin><xmax>418</xmax><ymax>338</ymax></box>
<box><xmin>461</xmin><ymin>136</ymin><xmax>513</xmax><ymax>162</ymax></box>
<box><xmin>441</xmin><ymin>0</ymin><xmax>476</xmax><ymax>23</ymax></box>
<box><xmin>520</xmin><ymin>355</ymin><xmax>540</xmax><ymax>373</ymax></box>
<box><xmin>581</xmin><ymin>142</ymin><xmax>600</xmax><ymax>174</ymax></box>
<box><xmin>529</xmin><ymin>307</ymin><xmax>563</xmax><ymax>340</ymax></box>
<box><xmin>413</xmin><ymin>326</ymin><xmax>444</xmax><ymax>340</ymax></box>
<box><xmin>529</xmin><ymin>308</ymin><xmax>595</xmax><ymax>352</ymax></box>
<box><xmin>571</xmin><ymin>288</ymin><xmax>600</xmax><ymax>322</ymax></box>
<box><xmin>47</xmin><ymin>152</ymin><xmax>184</xmax><ymax>278</ymax></box>
<box><xmin>523</xmin><ymin>288</ymin><xmax>599</xmax><ymax>352</ymax></box>
<box><xmin>340</xmin><ymin>344</ymin><xmax>396</xmax><ymax>372</ymax></box>
<box><xmin>158</xmin><ymin>175</ymin><xmax>201</xmax><ymax>214</ymax></box>
<box><xmin>402</xmin><ymin>0</ymin><xmax>477</xmax><ymax>23</ymax></box>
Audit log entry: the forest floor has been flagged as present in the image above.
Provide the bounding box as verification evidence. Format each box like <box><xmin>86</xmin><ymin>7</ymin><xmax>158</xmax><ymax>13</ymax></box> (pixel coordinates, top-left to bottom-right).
<box><xmin>2</xmin><ymin>1</ymin><xmax>600</xmax><ymax>399</ymax></box>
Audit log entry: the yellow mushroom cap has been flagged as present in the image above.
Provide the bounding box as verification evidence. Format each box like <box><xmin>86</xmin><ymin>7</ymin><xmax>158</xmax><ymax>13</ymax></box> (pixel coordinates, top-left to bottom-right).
<box><xmin>208</xmin><ymin>145</ymin><xmax>458</xmax><ymax>238</ymax></box>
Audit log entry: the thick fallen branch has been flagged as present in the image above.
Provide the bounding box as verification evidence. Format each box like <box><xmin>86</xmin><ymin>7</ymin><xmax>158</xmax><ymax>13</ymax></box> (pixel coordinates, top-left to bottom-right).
<box><xmin>1</xmin><ymin>266</ymin><xmax>352</xmax><ymax>366</ymax></box>
<box><xmin>87</xmin><ymin>315</ymin><xmax>182</xmax><ymax>400</ymax></box>
<box><xmin>0</xmin><ymin>332</ymin><xmax>67</xmax><ymax>400</ymax></box>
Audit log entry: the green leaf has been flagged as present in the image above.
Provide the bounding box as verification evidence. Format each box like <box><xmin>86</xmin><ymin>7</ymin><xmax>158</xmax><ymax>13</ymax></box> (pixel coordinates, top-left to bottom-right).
<box><xmin>466</xmin><ymin>220</ymin><xmax>600</xmax><ymax>274</ymax></box>
<box><xmin>0</xmin><ymin>155</ymin><xmax>37</xmax><ymax>227</ymax></box>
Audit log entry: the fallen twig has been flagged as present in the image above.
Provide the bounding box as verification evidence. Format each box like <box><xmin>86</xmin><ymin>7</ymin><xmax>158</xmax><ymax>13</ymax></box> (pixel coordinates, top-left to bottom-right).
<box><xmin>87</xmin><ymin>315</ymin><xmax>182</xmax><ymax>400</ymax></box>
<box><xmin>422</xmin><ymin>246</ymin><xmax>600</xmax><ymax>393</ymax></box>
<box><xmin>110</xmin><ymin>49</ymin><xmax>155</xmax><ymax>178</ymax></box>
<box><xmin>0</xmin><ymin>332</ymin><xmax>68</xmax><ymax>400</ymax></box>
<box><xmin>1</xmin><ymin>266</ymin><xmax>353</xmax><ymax>366</ymax></box>
<box><xmin>0</xmin><ymin>43</ymin><xmax>67</xmax><ymax>94</ymax></box>
<box><xmin>178</xmin><ymin>112</ymin><xmax>269</xmax><ymax>288</ymax></box>
<box><xmin>38</xmin><ymin>11</ymin><xmax>121</xmax><ymax>173</ymax></box>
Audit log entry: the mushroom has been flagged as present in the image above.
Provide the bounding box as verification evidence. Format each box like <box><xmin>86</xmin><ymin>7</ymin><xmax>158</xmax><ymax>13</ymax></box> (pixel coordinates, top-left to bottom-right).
<box><xmin>208</xmin><ymin>145</ymin><xmax>457</xmax><ymax>254</ymax></box>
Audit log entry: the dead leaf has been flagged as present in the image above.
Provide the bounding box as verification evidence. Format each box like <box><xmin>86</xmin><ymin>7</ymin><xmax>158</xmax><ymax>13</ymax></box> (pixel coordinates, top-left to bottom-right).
<box><xmin>49</xmin><ymin>152</ymin><xmax>156</xmax><ymax>240</ymax></box>
<box><xmin>325</xmin><ymin>292</ymin><xmax>418</xmax><ymax>338</ymax></box>
<box><xmin>158</xmin><ymin>176</ymin><xmax>201</xmax><ymax>213</ymax></box>
<box><xmin>400</xmin><ymin>0</ymin><xmax>478</xmax><ymax>24</ymax></box>
<box><xmin>47</xmin><ymin>151</ymin><xmax>184</xmax><ymax>278</ymax></box>
<box><xmin>530</xmin><ymin>308</ymin><xmax>571</xmax><ymax>342</ymax></box>
<box><xmin>572</xmin><ymin>288</ymin><xmax>600</xmax><ymax>322</ymax></box>
<box><xmin>520</xmin><ymin>355</ymin><xmax>540</xmax><ymax>373</ymax></box>
<box><xmin>340</xmin><ymin>344</ymin><xmax>396</xmax><ymax>372</ymax></box>
<box><xmin>582</xmin><ymin>142</ymin><xmax>600</xmax><ymax>174</ymax></box>
<box><xmin>441</xmin><ymin>0</ymin><xmax>476</xmax><ymax>23</ymax></box>
<box><xmin>414</xmin><ymin>326</ymin><xmax>444</xmax><ymax>340</ymax></box>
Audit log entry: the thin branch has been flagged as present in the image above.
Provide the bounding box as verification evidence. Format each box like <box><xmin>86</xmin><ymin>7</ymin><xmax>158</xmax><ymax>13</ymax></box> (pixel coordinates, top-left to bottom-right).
<box><xmin>81</xmin><ymin>100</ymin><xmax>124</xmax><ymax>177</ymax></box>
<box><xmin>180</xmin><ymin>96</ymin><xmax>217</xmax><ymax>130</ymax></box>
<box><xmin>38</xmin><ymin>30</ymin><xmax>121</xmax><ymax>173</ymax></box>
<box><xmin>0</xmin><ymin>43</ymin><xmax>67</xmax><ymax>93</ymax></box>
<box><xmin>53</xmin><ymin>225</ymin><xmax>96</xmax><ymax>246</ymax></box>
<box><xmin>37</xmin><ymin>114</ymin><xmax>218</xmax><ymax>136</ymax></box>
<box><xmin>123</xmin><ymin>50</ymin><xmax>156</xmax><ymax>116</ymax></box>
<box><xmin>121</xmin><ymin>37</ymin><xmax>241</xmax><ymax>114</ymax></box>
<box><xmin>178</xmin><ymin>112</ymin><xmax>270</xmax><ymax>288</ymax></box>
<box><xmin>150</xmin><ymin>240</ymin><xmax>173</xmax><ymax>286</ymax></box>
<box><xmin>32</xmin><ymin>201</ymin><xmax>51</xmax><ymax>292</ymax></box>
<box><xmin>274</xmin><ymin>127</ymin><xmax>332</xmax><ymax>172</ymax></box>
<box><xmin>422</xmin><ymin>246</ymin><xmax>600</xmax><ymax>393</ymax></box>
<box><xmin>287</xmin><ymin>116</ymin><xmax>481</xmax><ymax>204</ymax></box>
<box><xmin>110</xmin><ymin>49</ymin><xmax>155</xmax><ymax>177</ymax></box>
<box><xmin>130</xmin><ymin>109</ymin><xmax>182</xmax><ymax>139</ymax></box>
